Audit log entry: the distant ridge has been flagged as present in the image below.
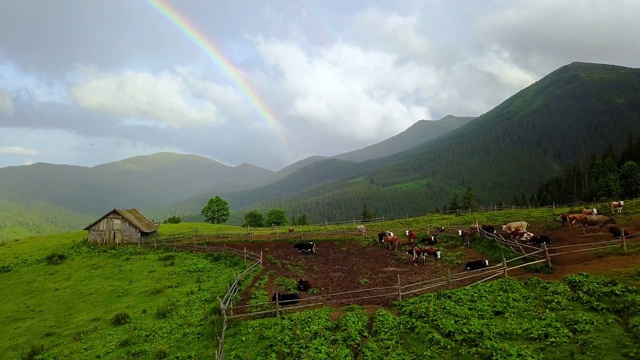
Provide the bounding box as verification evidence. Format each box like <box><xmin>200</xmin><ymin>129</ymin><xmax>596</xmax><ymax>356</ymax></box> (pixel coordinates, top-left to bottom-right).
<box><xmin>333</xmin><ymin>115</ymin><xmax>475</xmax><ymax>162</ymax></box>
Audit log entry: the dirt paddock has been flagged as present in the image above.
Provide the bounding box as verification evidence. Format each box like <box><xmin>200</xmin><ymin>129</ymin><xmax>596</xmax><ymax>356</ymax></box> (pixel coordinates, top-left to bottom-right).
<box><xmin>219</xmin><ymin>221</ymin><xmax>640</xmax><ymax>310</ymax></box>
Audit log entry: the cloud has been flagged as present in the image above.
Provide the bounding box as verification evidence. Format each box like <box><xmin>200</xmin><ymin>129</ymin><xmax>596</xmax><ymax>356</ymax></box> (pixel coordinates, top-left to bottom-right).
<box><xmin>257</xmin><ymin>39</ymin><xmax>434</xmax><ymax>139</ymax></box>
<box><xmin>70</xmin><ymin>70</ymin><xmax>247</xmax><ymax>128</ymax></box>
<box><xmin>0</xmin><ymin>146</ymin><xmax>37</xmax><ymax>156</ymax></box>
<box><xmin>0</xmin><ymin>90</ymin><xmax>14</xmax><ymax>115</ymax></box>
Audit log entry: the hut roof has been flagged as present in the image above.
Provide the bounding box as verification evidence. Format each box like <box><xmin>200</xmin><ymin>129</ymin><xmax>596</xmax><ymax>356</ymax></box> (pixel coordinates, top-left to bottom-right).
<box><xmin>84</xmin><ymin>208</ymin><xmax>158</xmax><ymax>233</ymax></box>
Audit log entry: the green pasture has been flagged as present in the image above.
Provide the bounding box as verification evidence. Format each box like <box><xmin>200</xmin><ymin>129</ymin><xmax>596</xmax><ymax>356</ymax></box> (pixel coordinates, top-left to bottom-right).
<box><xmin>0</xmin><ymin>236</ymin><xmax>248</xmax><ymax>360</ymax></box>
<box><xmin>225</xmin><ymin>274</ymin><xmax>640</xmax><ymax>360</ymax></box>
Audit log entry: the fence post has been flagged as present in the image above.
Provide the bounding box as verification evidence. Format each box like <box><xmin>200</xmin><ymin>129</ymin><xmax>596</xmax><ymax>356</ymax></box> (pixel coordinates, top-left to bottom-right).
<box><xmin>448</xmin><ymin>268</ymin><xmax>452</xmax><ymax>289</ymax></box>
<box><xmin>203</xmin><ymin>240</ymin><xmax>208</xmax><ymax>251</ymax></box>
<box><xmin>244</xmin><ymin>247</ymin><xmax>247</xmax><ymax>264</ymax></box>
<box><xmin>543</xmin><ymin>243</ymin><xmax>552</xmax><ymax>267</ymax></box>
<box><xmin>397</xmin><ymin>274</ymin><xmax>402</xmax><ymax>302</ymax></box>
<box><xmin>275</xmin><ymin>297</ymin><xmax>280</xmax><ymax>317</ymax></box>
<box><xmin>502</xmin><ymin>256</ymin><xmax>508</xmax><ymax>278</ymax></box>
<box><xmin>622</xmin><ymin>229</ymin><xmax>627</xmax><ymax>252</ymax></box>
<box><xmin>260</xmin><ymin>251</ymin><xmax>263</xmax><ymax>266</ymax></box>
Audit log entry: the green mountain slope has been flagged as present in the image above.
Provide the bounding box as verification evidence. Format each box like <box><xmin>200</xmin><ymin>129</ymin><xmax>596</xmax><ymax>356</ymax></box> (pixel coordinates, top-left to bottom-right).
<box><xmin>186</xmin><ymin>62</ymin><xmax>640</xmax><ymax>222</ymax></box>
<box><xmin>333</xmin><ymin>115</ymin><xmax>475</xmax><ymax>162</ymax></box>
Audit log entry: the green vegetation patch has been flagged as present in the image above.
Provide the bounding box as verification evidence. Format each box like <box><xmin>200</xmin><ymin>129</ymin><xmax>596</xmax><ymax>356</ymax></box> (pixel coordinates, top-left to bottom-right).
<box><xmin>225</xmin><ymin>274</ymin><xmax>640</xmax><ymax>359</ymax></box>
<box><xmin>0</xmin><ymin>239</ymin><xmax>247</xmax><ymax>359</ymax></box>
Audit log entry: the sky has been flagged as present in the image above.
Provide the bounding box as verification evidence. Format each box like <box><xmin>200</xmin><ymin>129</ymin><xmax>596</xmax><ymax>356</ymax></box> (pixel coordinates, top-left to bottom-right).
<box><xmin>1</xmin><ymin>0</ymin><xmax>639</xmax><ymax>171</ymax></box>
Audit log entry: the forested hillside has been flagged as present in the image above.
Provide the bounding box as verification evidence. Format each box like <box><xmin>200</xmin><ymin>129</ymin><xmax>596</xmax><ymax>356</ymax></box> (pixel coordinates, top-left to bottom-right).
<box><xmin>168</xmin><ymin>62</ymin><xmax>640</xmax><ymax>224</ymax></box>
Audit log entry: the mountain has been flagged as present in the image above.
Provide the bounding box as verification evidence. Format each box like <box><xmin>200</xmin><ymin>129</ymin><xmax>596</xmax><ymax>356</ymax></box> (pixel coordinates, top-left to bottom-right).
<box><xmin>182</xmin><ymin>62</ymin><xmax>640</xmax><ymax>222</ymax></box>
<box><xmin>333</xmin><ymin>115</ymin><xmax>475</xmax><ymax>162</ymax></box>
<box><xmin>3</xmin><ymin>62</ymin><xmax>640</xmax><ymax>234</ymax></box>
<box><xmin>0</xmin><ymin>153</ymin><xmax>275</xmax><ymax>236</ymax></box>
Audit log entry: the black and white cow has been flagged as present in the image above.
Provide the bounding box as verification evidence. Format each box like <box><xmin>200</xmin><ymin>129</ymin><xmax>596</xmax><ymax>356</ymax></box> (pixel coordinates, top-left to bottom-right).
<box><xmin>271</xmin><ymin>292</ymin><xmax>300</xmax><ymax>305</ymax></box>
<box><xmin>529</xmin><ymin>235</ymin><xmax>551</xmax><ymax>246</ymax></box>
<box><xmin>465</xmin><ymin>259</ymin><xmax>489</xmax><ymax>270</ymax></box>
<box><xmin>406</xmin><ymin>246</ymin><xmax>441</xmax><ymax>265</ymax></box>
<box><xmin>434</xmin><ymin>226</ymin><xmax>446</xmax><ymax>234</ymax></box>
<box><xmin>480</xmin><ymin>224</ymin><xmax>496</xmax><ymax>236</ymax></box>
<box><xmin>420</xmin><ymin>234</ymin><xmax>439</xmax><ymax>245</ymax></box>
<box><xmin>293</xmin><ymin>242</ymin><xmax>316</xmax><ymax>253</ymax></box>
<box><xmin>297</xmin><ymin>278</ymin><xmax>313</xmax><ymax>291</ymax></box>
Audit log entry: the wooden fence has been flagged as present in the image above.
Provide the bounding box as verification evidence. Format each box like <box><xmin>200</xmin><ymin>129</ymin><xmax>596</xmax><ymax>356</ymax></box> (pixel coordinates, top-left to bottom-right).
<box><xmin>144</xmin><ymin>224</ymin><xmax>639</xmax><ymax>359</ymax></box>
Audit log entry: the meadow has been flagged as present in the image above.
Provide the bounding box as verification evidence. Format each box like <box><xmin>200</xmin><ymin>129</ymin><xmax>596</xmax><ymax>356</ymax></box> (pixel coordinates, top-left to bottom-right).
<box><xmin>0</xmin><ymin>232</ymin><xmax>247</xmax><ymax>359</ymax></box>
<box><xmin>2</xmin><ymin>201</ymin><xmax>639</xmax><ymax>359</ymax></box>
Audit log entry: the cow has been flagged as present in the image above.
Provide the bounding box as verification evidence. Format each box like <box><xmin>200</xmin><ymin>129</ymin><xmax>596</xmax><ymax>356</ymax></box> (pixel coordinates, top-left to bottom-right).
<box><xmin>293</xmin><ymin>242</ymin><xmax>316</xmax><ymax>253</ymax></box>
<box><xmin>611</xmin><ymin>201</ymin><xmax>624</xmax><ymax>214</ymax></box>
<box><xmin>297</xmin><ymin>278</ymin><xmax>313</xmax><ymax>292</ymax></box>
<box><xmin>357</xmin><ymin>225</ymin><xmax>367</xmax><ymax>236</ymax></box>
<box><xmin>434</xmin><ymin>226</ymin><xmax>446</xmax><ymax>234</ymax></box>
<box><xmin>420</xmin><ymin>234</ymin><xmax>439</xmax><ymax>245</ymax></box>
<box><xmin>458</xmin><ymin>229</ymin><xmax>472</xmax><ymax>246</ymax></box>
<box><xmin>288</xmin><ymin>227</ymin><xmax>295</xmax><ymax>237</ymax></box>
<box><xmin>566</xmin><ymin>213</ymin><xmax>588</xmax><ymax>230</ymax></box>
<box><xmin>406</xmin><ymin>246</ymin><xmax>440</xmax><ymax>265</ymax></box>
<box><xmin>465</xmin><ymin>259</ymin><xmax>489</xmax><ymax>270</ymax></box>
<box><xmin>382</xmin><ymin>233</ymin><xmax>400</xmax><ymax>250</ymax></box>
<box><xmin>529</xmin><ymin>235</ymin><xmax>551</xmax><ymax>246</ymax></box>
<box><xmin>480</xmin><ymin>224</ymin><xmax>496</xmax><ymax>236</ymax></box>
<box><xmin>378</xmin><ymin>231</ymin><xmax>394</xmax><ymax>246</ymax></box>
<box><xmin>510</xmin><ymin>230</ymin><xmax>533</xmax><ymax>242</ymax></box>
<box><xmin>582</xmin><ymin>208</ymin><xmax>598</xmax><ymax>215</ymax></box>
<box><xmin>271</xmin><ymin>292</ymin><xmax>300</xmax><ymax>306</ymax></box>
<box><xmin>608</xmin><ymin>225</ymin><xmax>633</xmax><ymax>239</ymax></box>
<box><xmin>406</xmin><ymin>230</ymin><xmax>418</xmax><ymax>244</ymax></box>
<box><xmin>501</xmin><ymin>221</ymin><xmax>531</xmax><ymax>233</ymax></box>
<box><xmin>579</xmin><ymin>215</ymin><xmax>616</xmax><ymax>234</ymax></box>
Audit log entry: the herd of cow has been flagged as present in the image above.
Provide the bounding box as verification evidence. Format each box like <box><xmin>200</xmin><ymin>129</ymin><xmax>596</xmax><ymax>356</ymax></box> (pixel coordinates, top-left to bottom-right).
<box><xmin>273</xmin><ymin>201</ymin><xmax>631</xmax><ymax>306</ymax></box>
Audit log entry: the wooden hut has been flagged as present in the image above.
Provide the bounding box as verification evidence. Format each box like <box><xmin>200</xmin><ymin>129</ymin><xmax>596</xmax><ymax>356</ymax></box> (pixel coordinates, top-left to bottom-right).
<box><xmin>84</xmin><ymin>208</ymin><xmax>158</xmax><ymax>244</ymax></box>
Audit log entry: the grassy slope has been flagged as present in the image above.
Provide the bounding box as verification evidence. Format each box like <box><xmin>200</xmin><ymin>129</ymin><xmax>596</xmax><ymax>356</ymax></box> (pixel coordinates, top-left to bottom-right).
<box><xmin>0</xmin><ymin>232</ymin><xmax>247</xmax><ymax>360</ymax></box>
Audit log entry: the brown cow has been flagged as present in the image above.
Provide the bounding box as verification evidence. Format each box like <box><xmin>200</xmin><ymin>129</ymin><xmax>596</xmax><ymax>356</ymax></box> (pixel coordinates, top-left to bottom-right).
<box><xmin>566</xmin><ymin>213</ymin><xmax>588</xmax><ymax>230</ymax></box>
<box><xmin>611</xmin><ymin>201</ymin><xmax>624</xmax><ymax>214</ymax></box>
<box><xmin>406</xmin><ymin>230</ymin><xmax>418</xmax><ymax>244</ymax></box>
<box><xmin>383</xmin><ymin>234</ymin><xmax>399</xmax><ymax>250</ymax></box>
<box><xmin>579</xmin><ymin>215</ymin><xmax>616</xmax><ymax>234</ymax></box>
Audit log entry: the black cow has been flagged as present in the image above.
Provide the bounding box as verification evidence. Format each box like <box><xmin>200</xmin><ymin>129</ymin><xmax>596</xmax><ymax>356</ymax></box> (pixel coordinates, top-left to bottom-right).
<box><xmin>420</xmin><ymin>234</ymin><xmax>439</xmax><ymax>245</ymax></box>
<box><xmin>271</xmin><ymin>292</ymin><xmax>300</xmax><ymax>305</ymax></box>
<box><xmin>608</xmin><ymin>225</ymin><xmax>633</xmax><ymax>239</ymax></box>
<box><xmin>297</xmin><ymin>278</ymin><xmax>313</xmax><ymax>291</ymax></box>
<box><xmin>529</xmin><ymin>235</ymin><xmax>551</xmax><ymax>246</ymax></box>
<box><xmin>465</xmin><ymin>259</ymin><xmax>489</xmax><ymax>270</ymax></box>
<box><xmin>480</xmin><ymin>224</ymin><xmax>496</xmax><ymax>236</ymax></box>
<box><xmin>293</xmin><ymin>242</ymin><xmax>316</xmax><ymax>253</ymax></box>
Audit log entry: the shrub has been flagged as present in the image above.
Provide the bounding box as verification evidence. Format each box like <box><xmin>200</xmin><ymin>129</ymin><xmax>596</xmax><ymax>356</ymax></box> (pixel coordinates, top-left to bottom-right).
<box><xmin>0</xmin><ymin>265</ymin><xmax>11</xmax><ymax>273</ymax></box>
<box><xmin>163</xmin><ymin>216</ymin><xmax>181</xmax><ymax>224</ymax></box>
<box><xmin>111</xmin><ymin>311</ymin><xmax>131</xmax><ymax>326</ymax></box>
<box><xmin>45</xmin><ymin>253</ymin><xmax>67</xmax><ymax>265</ymax></box>
<box><xmin>156</xmin><ymin>301</ymin><xmax>176</xmax><ymax>319</ymax></box>
<box><xmin>21</xmin><ymin>344</ymin><xmax>46</xmax><ymax>360</ymax></box>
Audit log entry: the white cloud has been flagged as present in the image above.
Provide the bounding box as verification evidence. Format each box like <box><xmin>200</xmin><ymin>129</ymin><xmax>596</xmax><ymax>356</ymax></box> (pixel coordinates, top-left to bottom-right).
<box><xmin>257</xmin><ymin>40</ymin><xmax>434</xmax><ymax>139</ymax></box>
<box><xmin>0</xmin><ymin>146</ymin><xmax>37</xmax><ymax>156</ymax></box>
<box><xmin>0</xmin><ymin>90</ymin><xmax>14</xmax><ymax>115</ymax></box>
<box><xmin>70</xmin><ymin>70</ymin><xmax>243</xmax><ymax>129</ymax></box>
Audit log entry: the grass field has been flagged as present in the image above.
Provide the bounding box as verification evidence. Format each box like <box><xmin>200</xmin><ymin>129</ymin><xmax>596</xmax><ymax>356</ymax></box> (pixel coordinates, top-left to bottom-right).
<box><xmin>0</xmin><ymin>236</ymin><xmax>247</xmax><ymax>359</ymax></box>
<box><xmin>2</xmin><ymin>201</ymin><xmax>639</xmax><ymax>359</ymax></box>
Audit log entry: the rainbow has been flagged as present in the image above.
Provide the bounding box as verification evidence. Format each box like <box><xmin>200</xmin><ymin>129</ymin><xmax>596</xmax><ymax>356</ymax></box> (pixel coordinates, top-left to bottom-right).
<box><xmin>146</xmin><ymin>0</ymin><xmax>289</xmax><ymax>147</ymax></box>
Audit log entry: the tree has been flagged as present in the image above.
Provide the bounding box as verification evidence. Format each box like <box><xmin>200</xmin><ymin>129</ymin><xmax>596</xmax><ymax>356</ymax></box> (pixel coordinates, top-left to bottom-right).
<box><xmin>462</xmin><ymin>186</ymin><xmax>476</xmax><ymax>209</ymax></box>
<box><xmin>297</xmin><ymin>213</ymin><xmax>309</xmax><ymax>225</ymax></box>
<box><xmin>449</xmin><ymin>191</ymin><xmax>459</xmax><ymax>210</ymax></box>
<box><xmin>265</xmin><ymin>208</ymin><xmax>288</xmax><ymax>226</ymax></box>
<box><xmin>201</xmin><ymin>196</ymin><xmax>230</xmax><ymax>224</ymax></box>
<box><xmin>620</xmin><ymin>161</ymin><xmax>640</xmax><ymax>199</ymax></box>
<box><xmin>360</xmin><ymin>204</ymin><xmax>373</xmax><ymax>220</ymax></box>
<box><xmin>242</xmin><ymin>210</ymin><xmax>264</xmax><ymax>227</ymax></box>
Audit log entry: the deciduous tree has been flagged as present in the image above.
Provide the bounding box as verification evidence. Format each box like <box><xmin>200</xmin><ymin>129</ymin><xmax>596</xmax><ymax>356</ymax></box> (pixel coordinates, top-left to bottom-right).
<box><xmin>201</xmin><ymin>196</ymin><xmax>230</xmax><ymax>224</ymax></box>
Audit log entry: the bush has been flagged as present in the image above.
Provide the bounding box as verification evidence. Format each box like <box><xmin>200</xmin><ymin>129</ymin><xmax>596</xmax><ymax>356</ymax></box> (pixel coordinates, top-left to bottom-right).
<box><xmin>21</xmin><ymin>344</ymin><xmax>46</xmax><ymax>360</ymax></box>
<box><xmin>163</xmin><ymin>216</ymin><xmax>181</xmax><ymax>224</ymax></box>
<box><xmin>111</xmin><ymin>311</ymin><xmax>131</xmax><ymax>326</ymax></box>
<box><xmin>45</xmin><ymin>253</ymin><xmax>67</xmax><ymax>265</ymax></box>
